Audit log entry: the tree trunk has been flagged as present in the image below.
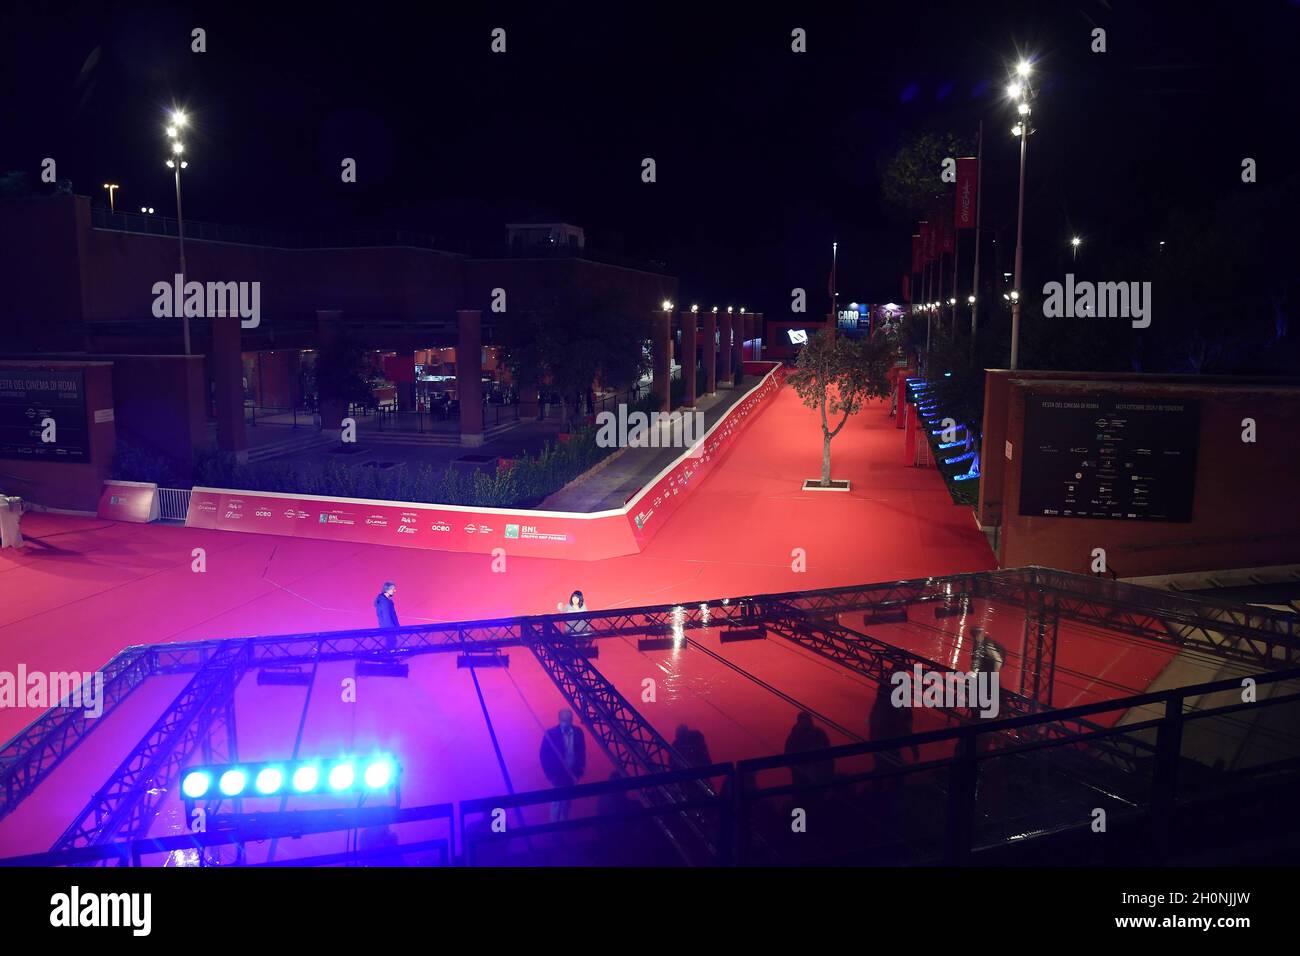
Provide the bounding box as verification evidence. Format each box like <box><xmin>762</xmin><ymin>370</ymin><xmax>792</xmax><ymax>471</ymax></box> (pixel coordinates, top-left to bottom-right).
<box><xmin>821</xmin><ymin>429</ymin><xmax>832</xmax><ymax>486</ymax></box>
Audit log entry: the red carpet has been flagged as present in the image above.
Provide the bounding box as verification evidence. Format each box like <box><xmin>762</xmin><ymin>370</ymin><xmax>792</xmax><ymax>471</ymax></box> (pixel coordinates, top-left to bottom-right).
<box><xmin>0</xmin><ymin>387</ymin><xmax>1179</xmax><ymax>857</ymax></box>
<box><xmin>0</xmin><ymin>387</ymin><xmax>996</xmax><ymax>748</ymax></box>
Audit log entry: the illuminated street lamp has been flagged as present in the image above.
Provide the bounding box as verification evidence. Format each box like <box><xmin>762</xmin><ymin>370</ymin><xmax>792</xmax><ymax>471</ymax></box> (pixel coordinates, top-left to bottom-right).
<box><xmin>1071</xmin><ymin>236</ymin><xmax>1082</xmax><ymax>261</ymax></box>
<box><xmin>1007</xmin><ymin>58</ymin><xmax>1035</xmax><ymax>370</ymax></box>
<box><xmin>102</xmin><ymin>183</ymin><xmax>120</xmax><ymax>213</ymax></box>
<box><xmin>165</xmin><ymin>109</ymin><xmax>192</xmax><ymax>355</ymax></box>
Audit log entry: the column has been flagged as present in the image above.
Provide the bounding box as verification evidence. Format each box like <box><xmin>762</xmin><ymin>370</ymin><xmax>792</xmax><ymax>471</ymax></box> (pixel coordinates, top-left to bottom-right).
<box><xmin>396</xmin><ymin>351</ymin><xmax>416</xmax><ymax>411</ymax></box>
<box><xmin>680</xmin><ymin>310</ymin><xmax>698</xmax><ymax>409</ymax></box>
<box><xmin>316</xmin><ymin>309</ymin><xmax>346</xmax><ymax>439</ymax></box>
<box><xmin>703</xmin><ymin>309</ymin><xmax>718</xmax><ymax>396</ymax></box>
<box><xmin>457</xmin><ymin>309</ymin><xmax>484</xmax><ymax>446</ymax></box>
<box><xmin>733</xmin><ymin>312</ymin><xmax>745</xmax><ymax>384</ymax></box>
<box><xmin>651</xmin><ymin>308</ymin><xmax>671</xmax><ymax>413</ymax></box>
<box><xmin>519</xmin><ymin>383</ymin><xmax>540</xmax><ymax>421</ymax></box>
<box><xmin>718</xmin><ymin>310</ymin><xmax>734</xmax><ymax>387</ymax></box>
<box><xmin>213</xmin><ymin>309</ymin><xmax>248</xmax><ymax>462</ymax></box>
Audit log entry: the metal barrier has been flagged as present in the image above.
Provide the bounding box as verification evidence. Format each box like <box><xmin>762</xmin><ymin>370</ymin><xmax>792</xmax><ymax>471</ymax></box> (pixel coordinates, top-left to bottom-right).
<box><xmin>157</xmin><ymin>488</ymin><xmax>192</xmax><ymax>522</ymax></box>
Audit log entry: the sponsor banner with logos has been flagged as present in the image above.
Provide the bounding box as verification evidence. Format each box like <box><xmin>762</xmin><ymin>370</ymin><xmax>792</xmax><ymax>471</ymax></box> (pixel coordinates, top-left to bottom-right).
<box><xmin>97</xmin><ymin>480</ymin><xmax>159</xmax><ymax>523</ymax></box>
<box><xmin>184</xmin><ymin>489</ymin><xmax>639</xmax><ymax>560</ymax></box>
<box><xmin>626</xmin><ymin>363</ymin><xmax>784</xmax><ymax>547</ymax></box>
<box><xmin>185</xmin><ymin>363</ymin><xmax>786</xmax><ymax>561</ymax></box>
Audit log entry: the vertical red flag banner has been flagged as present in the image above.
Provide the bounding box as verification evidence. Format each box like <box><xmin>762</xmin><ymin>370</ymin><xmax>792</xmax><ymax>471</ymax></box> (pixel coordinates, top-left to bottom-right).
<box><xmin>921</xmin><ymin>221</ymin><xmax>936</xmax><ymax>262</ymax></box>
<box><xmin>902</xmin><ymin>274</ymin><xmax>911</xmax><ymax>301</ymax></box>
<box><xmin>955</xmin><ymin>156</ymin><xmax>978</xmax><ymax>229</ymax></box>
<box><xmin>911</xmin><ymin>234</ymin><xmax>923</xmax><ymax>274</ymax></box>
<box><xmin>940</xmin><ymin>207</ymin><xmax>955</xmax><ymax>255</ymax></box>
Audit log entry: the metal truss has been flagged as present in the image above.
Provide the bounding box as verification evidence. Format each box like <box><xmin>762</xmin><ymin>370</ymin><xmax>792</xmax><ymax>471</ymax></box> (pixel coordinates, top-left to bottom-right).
<box><xmin>52</xmin><ymin>640</ymin><xmax>255</xmax><ymax>853</ymax></box>
<box><xmin>8</xmin><ymin>566</ymin><xmax>1290</xmax><ymax>838</ymax></box>
<box><xmin>525</xmin><ymin>620</ymin><xmax>718</xmax><ymax>865</ymax></box>
<box><xmin>0</xmin><ymin>646</ymin><xmax>154</xmax><ymax>823</ymax></box>
<box><xmin>765</xmin><ymin>604</ymin><xmax>1145</xmax><ymax>774</ymax></box>
<box><xmin>981</xmin><ymin>570</ymin><xmax>1300</xmax><ymax>667</ymax></box>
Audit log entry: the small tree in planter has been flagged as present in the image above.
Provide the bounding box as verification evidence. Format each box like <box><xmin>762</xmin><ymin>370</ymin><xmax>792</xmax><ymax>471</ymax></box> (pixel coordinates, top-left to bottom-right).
<box><xmin>788</xmin><ymin>330</ymin><xmax>891</xmax><ymax>490</ymax></box>
<box><xmin>313</xmin><ymin>335</ymin><xmax>375</xmax><ymax>443</ymax></box>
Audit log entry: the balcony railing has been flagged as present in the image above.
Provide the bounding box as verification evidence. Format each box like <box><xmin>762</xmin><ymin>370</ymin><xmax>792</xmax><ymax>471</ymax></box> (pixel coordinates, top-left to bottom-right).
<box><xmin>91</xmin><ymin>206</ymin><xmax>445</xmax><ymax>251</ymax></box>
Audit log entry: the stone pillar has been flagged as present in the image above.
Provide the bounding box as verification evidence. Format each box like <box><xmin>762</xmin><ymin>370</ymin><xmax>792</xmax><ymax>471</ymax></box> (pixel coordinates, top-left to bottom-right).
<box><xmin>754</xmin><ymin>312</ymin><xmax>764</xmax><ymax>360</ymax></box>
<box><xmin>719</xmin><ymin>310</ymin><xmax>734</xmax><ymax>387</ymax></box>
<box><xmin>733</xmin><ymin>312</ymin><xmax>745</xmax><ymax>385</ymax></box>
<box><xmin>316</xmin><ymin>310</ymin><xmax>346</xmax><ymax>439</ymax></box>
<box><xmin>703</xmin><ymin>309</ymin><xmax>718</xmax><ymax>396</ymax></box>
<box><xmin>213</xmin><ymin>310</ymin><xmax>248</xmax><ymax>463</ymax></box>
<box><xmin>396</xmin><ymin>351</ymin><xmax>416</xmax><ymax>411</ymax></box>
<box><xmin>680</xmin><ymin>310</ymin><xmax>698</xmax><ymax>408</ymax></box>
<box><xmin>457</xmin><ymin>309</ymin><xmax>484</xmax><ymax>446</ymax></box>
<box><xmin>651</xmin><ymin>308</ymin><xmax>671</xmax><ymax>414</ymax></box>
<box><xmin>519</xmin><ymin>383</ymin><xmax>540</xmax><ymax>421</ymax></box>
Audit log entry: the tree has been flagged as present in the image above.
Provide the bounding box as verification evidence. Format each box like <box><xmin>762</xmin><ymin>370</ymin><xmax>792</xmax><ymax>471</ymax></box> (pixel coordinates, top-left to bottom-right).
<box><xmin>880</xmin><ymin>131</ymin><xmax>973</xmax><ymax>221</ymax></box>
<box><xmin>788</xmin><ymin>330</ymin><xmax>892</xmax><ymax>487</ymax></box>
<box><xmin>503</xmin><ymin>294</ymin><xmax>651</xmax><ymax>427</ymax></box>
<box><xmin>311</xmin><ymin>334</ymin><xmax>375</xmax><ymax>434</ymax></box>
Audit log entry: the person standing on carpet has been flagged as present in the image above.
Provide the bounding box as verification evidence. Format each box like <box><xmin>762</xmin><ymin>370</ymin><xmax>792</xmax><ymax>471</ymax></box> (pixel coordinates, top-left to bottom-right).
<box><xmin>375</xmin><ymin>581</ymin><xmax>399</xmax><ymax>627</ymax></box>
<box><xmin>540</xmin><ymin>708</ymin><xmax>587</xmax><ymax>822</ymax></box>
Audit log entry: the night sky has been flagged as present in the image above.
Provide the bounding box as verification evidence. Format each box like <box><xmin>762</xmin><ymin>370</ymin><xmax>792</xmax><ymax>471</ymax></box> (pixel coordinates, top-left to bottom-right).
<box><xmin>2</xmin><ymin>0</ymin><xmax>1297</xmax><ymax>314</ymax></box>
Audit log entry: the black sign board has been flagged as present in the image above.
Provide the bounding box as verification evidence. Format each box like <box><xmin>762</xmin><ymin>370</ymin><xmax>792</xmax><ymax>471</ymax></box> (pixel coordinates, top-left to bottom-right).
<box><xmin>0</xmin><ymin>369</ymin><xmax>90</xmax><ymax>463</ymax></box>
<box><xmin>1018</xmin><ymin>393</ymin><xmax>1199</xmax><ymax>522</ymax></box>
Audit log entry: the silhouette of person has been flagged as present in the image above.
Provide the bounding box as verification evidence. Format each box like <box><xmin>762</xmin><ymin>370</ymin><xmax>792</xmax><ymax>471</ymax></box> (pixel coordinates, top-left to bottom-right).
<box><xmin>673</xmin><ymin>724</ymin><xmax>712</xmax><ymax>768</ymax></box>
<box><xmin>784</xmin><ymin>711</ymin><xmax>833</xmax><ymax>790</ymax></box>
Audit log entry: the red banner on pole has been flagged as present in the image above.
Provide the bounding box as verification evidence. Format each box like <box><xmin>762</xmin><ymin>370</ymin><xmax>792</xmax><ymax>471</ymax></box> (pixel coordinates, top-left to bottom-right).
<box><xmin>955</xmin><ymin>156</ymin><xmax>978</xmax><ymax>229</ymax></box>
<box><xmin>940</xmin><ymin>208</ymin><xmax>955</xmax><ymax>255</ymax></box>
<box><xmin>902</xmin><ymin>274</ymin><xmax>911</xmax><ymax>301</ymax></box>
<box><xmin>911</xmin><ymin>234</ymin><xmax>923</xmax><ymax>274</ymax></box>
<box><xmin>921</xmin><ymin>221</ymin><xmax>936</xmax><ymax>262</ymax></box>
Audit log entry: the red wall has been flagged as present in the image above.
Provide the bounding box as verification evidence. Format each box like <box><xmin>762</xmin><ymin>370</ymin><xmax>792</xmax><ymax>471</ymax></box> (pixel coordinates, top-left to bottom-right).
<box><xmin>991</xmin><ymin>374</ymin><xmax>1300</xmax><ymax>577</ymax></box>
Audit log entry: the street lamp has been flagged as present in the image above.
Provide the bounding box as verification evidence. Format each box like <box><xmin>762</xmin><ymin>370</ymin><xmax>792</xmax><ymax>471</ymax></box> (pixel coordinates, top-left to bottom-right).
<box><xmin>662</xmin><ymin>300</ymin><xmax>673</xmax><ymax>312</ymax></box>
<box><xmin>1071</xmin><ymin>236</ymin><xmax>1082</xmax><ymax>261</ymax></box>
<box><xmin>102</xmin><ymin>183</ymin><xmax>120</xmax><ymax>213</ymax></box>
<box><xmin>1007</xmin><ymin>58</ymin><xmax>1035</xmax><ymax>370</ymax></box>
<box><xmin>165</xmin><ymin>109</ymin><xmax>192</xmax><ymax>355</ymax></box>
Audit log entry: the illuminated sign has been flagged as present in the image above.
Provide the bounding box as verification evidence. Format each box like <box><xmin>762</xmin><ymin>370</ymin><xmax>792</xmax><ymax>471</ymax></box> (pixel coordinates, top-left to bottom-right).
<box><xmin>787</xmin><ymin>329</ymin><xmax>808</xmax><ymax>344</ymax></box>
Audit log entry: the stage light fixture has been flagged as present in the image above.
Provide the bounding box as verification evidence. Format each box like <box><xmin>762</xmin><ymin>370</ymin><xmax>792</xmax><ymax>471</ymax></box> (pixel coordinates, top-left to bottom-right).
<box><xmin>293</xmin><ymin>765</ymin><xmax>320</xmax><ymax>792</ymax></box>
<box><xmin>181</xmin><ymin>770</ymin><xmax>211</xmax><ymax>799</ymax></box>
<box><xmin>180</xmin><ymin>754</ymin><xmax>400</xmax><ymax>804</ymax></box>
<box><xmin>364</xmin><ymin>758</ymin><xmax>395</xmax><ymax>789</ymax></box>
<box><xmin>219</xmin><ymin>769</ymin><xmax>247</xmax><ymax>797</ymax></box>
<box><xmin>255</xmin><ymin>767</ymin><xmax>284</xmax><ymax>795</ymax></box>
<box><xmin>328</xmin><ymin>762</ymin><xmax>356</xmax><ymax>791</ymax></box>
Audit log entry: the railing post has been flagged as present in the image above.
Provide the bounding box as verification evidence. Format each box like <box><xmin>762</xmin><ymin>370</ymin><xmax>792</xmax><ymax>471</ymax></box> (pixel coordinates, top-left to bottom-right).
<box><xmin>943</xmin><ymin>730</ymin><xmax>978</xmax><ymax>864</ymax></box>
<box><xmin>731</xmin><ymin>764</ymin><xmax>747</xmax><ymax>866</ymax></box>
<box><xmin>1150</xmin><ymin>691</ymin><xmax>1184</xmax><ymax>861</ymax></box>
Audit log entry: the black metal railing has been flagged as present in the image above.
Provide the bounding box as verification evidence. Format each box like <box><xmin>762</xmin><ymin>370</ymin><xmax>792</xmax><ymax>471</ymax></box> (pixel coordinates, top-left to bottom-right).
<box><xmin>7</xmin><ymin>666</ymin><xmax>1298</xmax><ymax>867</ymax></box>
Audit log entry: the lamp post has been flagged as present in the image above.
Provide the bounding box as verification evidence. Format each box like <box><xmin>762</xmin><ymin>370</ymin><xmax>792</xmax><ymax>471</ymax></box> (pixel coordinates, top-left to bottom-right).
<box><xmin>1071</xmin><ymin>236</ymin><xmax>1081</xmax><ymax>262</ymax></box>
<box><xmin>166</xmin><ymin>110</ymin><xmax>191</xmax><ymax>355</ymax></box>
<box><xmin>1007</xmin><ymin>61</ymin><xmax>1034</xmax><ymax>370</ymax></box>
<box><xmin>102</xmin><ymin>183</ymin><xmax>120</xmax><ymax>213</ymax></box>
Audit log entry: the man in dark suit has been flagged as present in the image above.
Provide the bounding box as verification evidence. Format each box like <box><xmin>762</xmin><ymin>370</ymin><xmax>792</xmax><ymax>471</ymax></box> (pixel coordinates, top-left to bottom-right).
<box><xmin>540</xmin><ymin>708</ymin><xmax>586</xmax><ymax>822</ymax></box>
<box><xmin>374</xmin><ymin>582</ymin><xmax>399</xmax><ymax>628</ymax></box>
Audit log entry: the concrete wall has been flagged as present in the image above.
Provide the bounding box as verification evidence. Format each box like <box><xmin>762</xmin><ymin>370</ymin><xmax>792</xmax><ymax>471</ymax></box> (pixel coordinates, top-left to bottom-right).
<box><xmin>0</xmin><ymin>361</ymin><xmax>116</xmax><ymax>511</ymax></box>
<box><xmin>989</xmin><ymin>372</ymin><xmax>1300</xmax><ymax>576</ymax></box>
